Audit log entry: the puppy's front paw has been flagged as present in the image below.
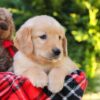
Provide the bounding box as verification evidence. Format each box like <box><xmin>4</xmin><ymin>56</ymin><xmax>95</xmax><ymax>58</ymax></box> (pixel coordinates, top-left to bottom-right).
<box><xmin>33</xmin><ymin>71</ymin><xmax>48</xmax><ymax>88</ymax></box>
<box><xmin>48</xmin><ymin>70</ymin><xmax>65</xmax><ymax>93</ymax></box>
<box><xmin>24</xmin><ymin>70</ymin><xmax>48</xmax><ymax>88</ymax></box>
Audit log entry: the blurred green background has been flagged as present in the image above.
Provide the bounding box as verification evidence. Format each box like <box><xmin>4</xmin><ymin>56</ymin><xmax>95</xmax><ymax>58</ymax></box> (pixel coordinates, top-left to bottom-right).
<box><xmin>0</xmin><ymin>0</ymin><xmax>100</xmax><ymax>99</ymax></box>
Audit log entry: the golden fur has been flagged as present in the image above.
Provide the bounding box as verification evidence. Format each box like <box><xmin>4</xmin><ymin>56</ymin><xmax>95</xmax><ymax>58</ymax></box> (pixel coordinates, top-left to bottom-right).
<box><xmin>14</xmin><ymin>15</ymin><xmax>78</xmax><ymax>93</ymax></box>
<box><xmin>0</xmin><ymin>8</ymin><xmax>15</xmax><ymax>40</ymax></box>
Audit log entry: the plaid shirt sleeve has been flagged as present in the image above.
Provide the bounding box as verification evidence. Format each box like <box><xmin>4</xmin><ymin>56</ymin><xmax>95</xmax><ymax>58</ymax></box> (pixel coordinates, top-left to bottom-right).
<box><xmin>0</xmin><ymin>70</ymin><xmax>88</xmax><ymax>100</ymax></box>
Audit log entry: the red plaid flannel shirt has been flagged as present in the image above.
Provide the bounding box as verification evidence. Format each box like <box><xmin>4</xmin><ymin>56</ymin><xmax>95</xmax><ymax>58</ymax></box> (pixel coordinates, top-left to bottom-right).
<box><xmin>0</xmin><ymin>70</ymin><xmax>87</xmax><ymax>100</ymax></box>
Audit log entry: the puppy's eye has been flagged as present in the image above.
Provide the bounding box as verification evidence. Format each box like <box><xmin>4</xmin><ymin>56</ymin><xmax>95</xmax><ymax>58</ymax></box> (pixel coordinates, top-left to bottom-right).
<box><xmin>39</xmin><ymin>34</ymin><xmax>47</xmax><ymax>39</ymax></box>
<box><xmin>59</xmin><ymin>36</ymin><xmax>61</xmax><ymax>40</ymax></box>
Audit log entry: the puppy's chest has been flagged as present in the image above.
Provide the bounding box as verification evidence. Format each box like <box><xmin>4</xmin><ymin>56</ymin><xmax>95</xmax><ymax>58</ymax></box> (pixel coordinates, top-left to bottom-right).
<box><xmin>0</xmin><ymin>42</ymin><xmax>13</xmax><ymax>71</ymax></box>
<box><xmin>32</xmin><ymin>63</ymin><xmax>50</xmax><ymax>73</ymax></box>
<box><xmin>38</xmin><ymin>63</ymin><xmax>61</xmax><ymax>73</ymax></box>
<box><xmin>41</xmin><ymin>65</ymin><xmax>52</xmax><ymax>73</ymax></box>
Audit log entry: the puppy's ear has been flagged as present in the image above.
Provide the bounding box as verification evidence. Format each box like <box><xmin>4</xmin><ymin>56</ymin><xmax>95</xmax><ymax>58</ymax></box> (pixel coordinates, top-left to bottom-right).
<box><xmin>62</xmin><ymin>37</ymin><xmax>68</xmax><ymax>56</ymax></box>
<box><xmin>14</xmin><ymin>26</ymin><xmax>33</xmax><ymax>55</ymax></box>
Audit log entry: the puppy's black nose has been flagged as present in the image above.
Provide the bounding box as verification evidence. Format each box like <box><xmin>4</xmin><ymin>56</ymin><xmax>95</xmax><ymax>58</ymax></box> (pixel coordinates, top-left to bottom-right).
<box><xmin>52</xmin><ymin>48</ymin><xmax>61</xmax><ymax>56</ymax></box>
<box><xmin>0</xmin><ymin>22</ymin><xmax>8</xmax><ymax>30</ymax></box>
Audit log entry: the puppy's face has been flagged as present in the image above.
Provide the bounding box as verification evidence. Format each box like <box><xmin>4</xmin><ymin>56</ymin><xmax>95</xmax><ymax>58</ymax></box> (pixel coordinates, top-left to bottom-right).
<box><xmin>32</xmin><ymin>26</ymin><xmax>66</xmax><ymax>62</ymax></box>
<box><xmin>15</xmin><ymin>15</ymin><xmax>67</xmax><ymax>64</ymax></box>
<box><xmin>0</xmin><ymin>8</ymin><xmax>15</xmax><ymax>40</ymax></box>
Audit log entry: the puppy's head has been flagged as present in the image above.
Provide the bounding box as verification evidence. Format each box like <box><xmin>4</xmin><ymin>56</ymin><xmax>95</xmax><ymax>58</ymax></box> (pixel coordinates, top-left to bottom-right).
<box><xmin>14</xmin><ymin>15</ymin><xmax>67</xmax><ymax>64</ymax></box>
<box><xmin>0</xmin><ymin>8</ymin><xmax>15</xmax><ymax>40</ymax></box>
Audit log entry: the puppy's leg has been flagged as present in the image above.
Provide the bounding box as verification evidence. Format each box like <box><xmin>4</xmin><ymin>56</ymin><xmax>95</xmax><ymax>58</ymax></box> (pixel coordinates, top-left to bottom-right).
<box><xmin>48</xmin><ymin>67</ymin><xmax>67</xmax><ymax>93</ymax></box>
<box><xmin>22</xmin><ymin>67</ymin><xmax>48</xmax><ymax>88</ymax></box>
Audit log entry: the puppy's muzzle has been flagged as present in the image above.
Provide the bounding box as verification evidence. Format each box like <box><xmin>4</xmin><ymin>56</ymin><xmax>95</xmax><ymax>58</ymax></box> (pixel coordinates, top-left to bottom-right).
<box><xmin>0</xmin><ymin>22</ymin><xmax>8</xmax><ymax>30</ymax></box>
<box><xmin>52</xmin><ymin>48</ymin><xmax>61</xmax><ymax>57</ymax></box>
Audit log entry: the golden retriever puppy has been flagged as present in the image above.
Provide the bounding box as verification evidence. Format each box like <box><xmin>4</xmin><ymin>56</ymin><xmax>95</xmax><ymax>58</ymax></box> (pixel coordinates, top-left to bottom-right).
<box><xmin>14</xmin><ymin>15</ymin><xmax>78</xmax><ymax>93</ymax></box>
